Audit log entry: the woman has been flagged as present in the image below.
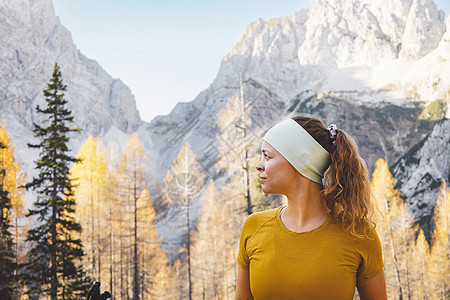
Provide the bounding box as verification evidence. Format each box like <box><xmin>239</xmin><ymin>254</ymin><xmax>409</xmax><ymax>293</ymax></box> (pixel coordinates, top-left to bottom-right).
<box><xmin>235</xmin><ymin>116</ymin><xmax>387</xmax><ymax>300</ymax></box>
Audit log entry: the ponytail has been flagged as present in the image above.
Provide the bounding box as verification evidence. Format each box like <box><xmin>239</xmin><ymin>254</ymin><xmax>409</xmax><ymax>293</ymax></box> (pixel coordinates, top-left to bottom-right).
<box><xmin>323</xmin><ymin>129</ymin><xmax>374</xmax><ymax>239</ymax></box>
<box><xmin>292</xmin><ymin>116</ymin><xmax>375</xmax><ymax>239</ymax></box>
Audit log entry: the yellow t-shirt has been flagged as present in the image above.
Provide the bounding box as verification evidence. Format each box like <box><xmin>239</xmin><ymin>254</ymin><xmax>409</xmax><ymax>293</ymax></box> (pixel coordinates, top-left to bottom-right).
<box><xmin>237</xmin><ymin>206</ymin><xmax>384</xmax><ymax>300</ymax></box>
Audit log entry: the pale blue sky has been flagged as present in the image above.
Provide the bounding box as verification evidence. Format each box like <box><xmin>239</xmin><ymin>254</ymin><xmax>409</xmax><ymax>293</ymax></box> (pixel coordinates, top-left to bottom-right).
<box><xmin>53</xmin><ymin>0</ymin><xmax>449</xmax><ymax>122</ymax></box>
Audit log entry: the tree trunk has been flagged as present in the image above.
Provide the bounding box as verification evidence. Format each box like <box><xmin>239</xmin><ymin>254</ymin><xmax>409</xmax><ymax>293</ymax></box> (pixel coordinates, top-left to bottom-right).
<box><xmin>133</xmin><ymin>170</ymin><xmax>139</xmax><ymax>300</ymax></box>
<box><xmin>388</xmin><ymin>223</ymin><xmax>403</xmax><ymax>300</ymax></box>
<box><xmin>244</xmin><ymin>150</ymin><xmax>252</xmax><ymax>215</ymax></box>
<box><xmin>110</xmin><ymin>202</ymin><xmax>114</xmax><ymax>297</ymax></box>
<box><xmin>187</xmin><ymin>197</ymin><xmax>192</xmax><ymax>300</ymax></box>
<box><xmin>91</xmin><ymin>173</ymin><xmax>96</xmax><ymax>278</ymax></box>
<box><xmin>51</xmin><ymin>149</ymin><xmax>58</xmax><ymax>300</ymax></box>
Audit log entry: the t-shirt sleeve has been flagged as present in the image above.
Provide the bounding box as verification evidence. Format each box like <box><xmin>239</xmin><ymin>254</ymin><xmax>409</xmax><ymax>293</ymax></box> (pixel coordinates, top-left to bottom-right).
<box><xmin>237</xmin><ymin>216</ymin><xmax>254</xmax><ymax>270</ymax></box>
<box><xmin>358</xmin><ymin>229</ymin><xmax>384</xmax><ymax>279</ymax></box>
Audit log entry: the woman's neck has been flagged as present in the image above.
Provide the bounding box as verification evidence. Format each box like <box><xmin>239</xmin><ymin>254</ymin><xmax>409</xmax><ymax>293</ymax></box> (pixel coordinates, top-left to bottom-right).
<box><xmin>281</xmin><ymin>180</ymin><xmax>329</xmax><ymax>233</ymax></box>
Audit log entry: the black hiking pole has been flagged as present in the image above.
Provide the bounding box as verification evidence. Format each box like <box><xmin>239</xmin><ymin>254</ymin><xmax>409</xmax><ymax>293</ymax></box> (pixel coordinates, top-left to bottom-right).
<box><xmin>87</xmin><ymin>281</ymin><xmax>111</xmax><ymax>300</ymax></box>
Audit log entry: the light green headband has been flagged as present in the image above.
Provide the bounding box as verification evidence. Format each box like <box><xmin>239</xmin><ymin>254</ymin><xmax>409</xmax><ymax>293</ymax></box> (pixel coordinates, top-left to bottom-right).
<box><xmin>263</xmin><ymin>118</ymin><xmax>330</xmax><ymax>184</ymax></box>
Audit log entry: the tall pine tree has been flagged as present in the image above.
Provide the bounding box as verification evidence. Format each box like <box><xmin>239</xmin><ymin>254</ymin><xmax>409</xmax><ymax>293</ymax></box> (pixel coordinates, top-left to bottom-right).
<box><xmin>25</xmin><ymin>63</ymin><xmax>89</xmax><ymax>299</ymax></box>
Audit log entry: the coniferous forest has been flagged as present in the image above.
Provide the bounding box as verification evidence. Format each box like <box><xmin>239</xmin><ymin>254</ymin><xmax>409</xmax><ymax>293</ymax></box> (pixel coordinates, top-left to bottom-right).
<box><xmin>0</xmin><ymin>64</ymin><xmax>448</xmax><ymax>299</ymax></box>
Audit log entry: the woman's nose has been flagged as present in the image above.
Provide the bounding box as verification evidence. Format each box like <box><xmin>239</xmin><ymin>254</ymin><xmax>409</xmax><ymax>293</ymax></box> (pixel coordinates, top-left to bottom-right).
<box><xmin>256</xmin><ymin>160</ymin><xmax>264</xmax><ymax>172</ymax></box>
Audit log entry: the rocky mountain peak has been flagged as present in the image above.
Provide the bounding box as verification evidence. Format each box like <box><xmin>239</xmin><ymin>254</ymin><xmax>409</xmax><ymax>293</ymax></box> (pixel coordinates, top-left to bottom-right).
<box><xmin>1</xmin><ymin>0</ymin><xmax>143</xmax><ymax>177</ymax></box>
<box><xmin>215</xmin><ymin>0</ymin><xmax>447</xmax><ymax>110</ymax></box>
<box><xmin>399</xmin><ymin>0</ymin><xmax>446</xmax><ymax>58</ymax></box>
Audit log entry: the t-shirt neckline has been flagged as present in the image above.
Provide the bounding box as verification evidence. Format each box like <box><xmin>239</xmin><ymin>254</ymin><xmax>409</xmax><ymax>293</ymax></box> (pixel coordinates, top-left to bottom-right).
<box><xmin>275</xmin><ymin>205</ymin><xmax>332</xmax><ymax>235</ymax></box>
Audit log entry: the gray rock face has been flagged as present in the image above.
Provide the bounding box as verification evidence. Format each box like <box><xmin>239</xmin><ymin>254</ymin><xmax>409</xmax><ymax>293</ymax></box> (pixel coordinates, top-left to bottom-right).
<box><xmin>399</xmin><ymin>0</ymin><xmax>446</xmax><ymax>59</ymax></box>
<box><xmin>392</xmin><ymin>120</ymin><xmax>450</xmax><ymax>226</ymax></box>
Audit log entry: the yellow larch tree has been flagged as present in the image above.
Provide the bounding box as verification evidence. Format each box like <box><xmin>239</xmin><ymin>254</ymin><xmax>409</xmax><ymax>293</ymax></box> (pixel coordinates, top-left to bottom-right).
<box><xmin>116</xmin><ymin>132</ymin><xmax>151</xmax><ymax>299</ymax></box>
<box><xmin>136</xmin><ymin>188</ymin><xmax>175</xmax><ymax>299</ymax></box>
<box><xmin>149</xmin><ymin>253</ymin><xmax>176</xmax><ymax>300</ymax></box>
<box><xmin>99</xmin><ymin>141</ymin><xmax>120</xmax><ymax>295</ymax></box>
<box><xmin>371</xmin><ymin>158</ymin><xmax>409</xmax><ymax>299</ymax></box>
<box><xmin>216</xmin><ymin>91</ymin><xmax>258</xmax><ymax>216</ymax></box>
<box><xmin>137</xmin><ymin>188</ymin><xmax>154</xmax><ymax>299</ymax></box>
<box><xmin>386</xmin><ymin>182</ymin><xmax>415</xmax><ymax>298</ymax></box>
<box><xmin>0</xmin><ymin>123</ymin><xmax>27</xmax><ymax>297</ymax></box>
<box><xmin>428</xmin><ymin>180</ymin><xmax>449</xmax><ymax>299</ymax></box>
<box><xmin>218</xmin><ymin>181</ymin><xmax>246</xmax><ymax>299</ymax></box>
<box><xmin>172</xmin><ymin>258</ymin><xmax>188</xmax><ymax>300</ymax></box>
<box><xmin>191</xmin><ymin>181</ymin><xmax>228</xmax><ymax>299</ymax></box>
<box><xmin>162</xmin><ymin>142</ymin><xmax>205</xmax><ymax>300</ymax></box>
<box><xmin>0</xmin><ymin>123</ymin><xmax>27</xmax><ymax>257</ymax></box>
<box><xmin>70</xmin><ymin>135</ymin><xmax>108</xmax><ymax>281</ymax></box>
<box><xmin>115</xmin><ymin>195</ymin><xmax>129</xmax><ymax>300</ymax></box>
<box><xmin>410</xmin><ymin>227</ymin><xmax>430</xmax><ymax>299</ymax></box>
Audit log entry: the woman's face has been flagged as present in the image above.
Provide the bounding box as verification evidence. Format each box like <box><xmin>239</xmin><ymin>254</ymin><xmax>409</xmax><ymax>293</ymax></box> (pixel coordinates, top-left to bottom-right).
<box><xmin>256</xmin><ymin>141</ymin><xmax>300</xmax><ymax>195</ymax></box>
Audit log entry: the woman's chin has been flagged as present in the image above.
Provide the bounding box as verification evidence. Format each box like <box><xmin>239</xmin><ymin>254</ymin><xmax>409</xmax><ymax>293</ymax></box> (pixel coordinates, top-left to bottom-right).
<box><xmin>261</xmin><ymin>186</ymin><xmax>272</xmax><ymax>194</ymax></box>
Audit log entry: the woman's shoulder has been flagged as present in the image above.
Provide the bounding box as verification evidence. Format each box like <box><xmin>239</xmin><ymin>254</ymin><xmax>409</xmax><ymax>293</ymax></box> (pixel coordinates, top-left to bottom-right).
<box><xmin>242</xmin><ymin>206</ymin><xmax>280</xmax><ymax>232</ymax></box>
<box><xmin>328</xmin><ymin>219</ymin><xmax>380</xmax><ymax>243</ymax></box>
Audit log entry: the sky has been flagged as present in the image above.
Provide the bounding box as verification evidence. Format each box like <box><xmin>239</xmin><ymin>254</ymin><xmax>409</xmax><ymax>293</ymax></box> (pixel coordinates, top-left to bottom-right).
<box><xmin>53</xmin><ymin>0</ymin><xmax>449</xmax><ymax>122</ymax></box>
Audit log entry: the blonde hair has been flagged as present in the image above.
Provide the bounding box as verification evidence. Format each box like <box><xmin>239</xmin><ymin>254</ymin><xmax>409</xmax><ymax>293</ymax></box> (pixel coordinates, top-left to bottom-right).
<box><xmin>292</xmin><ymin>116</ymin><xmax>375</xmax><ymax>239</ymax></box>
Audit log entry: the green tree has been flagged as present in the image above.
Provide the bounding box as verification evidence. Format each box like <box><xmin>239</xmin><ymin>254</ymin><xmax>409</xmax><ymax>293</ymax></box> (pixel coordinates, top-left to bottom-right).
<box><xmin>25</xmin><ymin>63</ymin><xmax>89</xmax><ymax>299</ymax></box>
